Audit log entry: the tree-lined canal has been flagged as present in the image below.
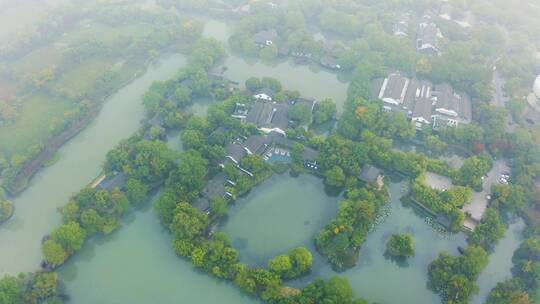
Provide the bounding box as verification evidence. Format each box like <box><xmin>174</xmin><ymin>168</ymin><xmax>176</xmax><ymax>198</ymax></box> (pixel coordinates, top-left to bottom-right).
<box><xmin>58</xmin><ymin>202</ymin><xmax>258</xmax><ymax>304</ymax></box>
<box><xmin>203</xmin><ymin>19</ymin><xmax>349</xmax><ymax>114</ymax></box>
<box><xmin>0</xmin><ymin>16</ymin><xmax>527</xmax><ymax>304</ymax></box>
<box><xmin>0</xmin><ymin>54</ymin><xmax>187</xmax><ymax>275</ymax></box>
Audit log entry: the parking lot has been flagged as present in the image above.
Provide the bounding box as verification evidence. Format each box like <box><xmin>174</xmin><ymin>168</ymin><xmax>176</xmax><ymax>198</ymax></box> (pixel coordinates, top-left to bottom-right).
<box><xmin>463</xmin><ymin>159</ymin><xmax>509</xmax><ymax>228</ymax></box>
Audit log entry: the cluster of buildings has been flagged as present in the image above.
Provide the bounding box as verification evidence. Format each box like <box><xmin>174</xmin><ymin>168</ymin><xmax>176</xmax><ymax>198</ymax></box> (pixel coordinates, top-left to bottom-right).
<box><xmin>373</xmin><ymin>72</ymin><xmax>472</xmax><ymax>129</ymax></box>
<box><xmin>393</xmin><ymin>14</ymin><xmax>443</xmax><ymax>56</ymax></box>
<box><xmin>233</xmin><ymin>90</ymin><xmax>317</xmax><ymax>135</ymax></box>
<box><xmin>251</xmin><ymin>29</ymin><xmax>342</xmax><ymax>70</ymax></box>
<box><xmin>194</xmin><ymin>90</ymin><xmax>322</xmax><ymax>213</ymax></box>
<box><xmin>90</xmin><ymin>171</ymin><xmax>126</xmax><ymax>193</ymax></box>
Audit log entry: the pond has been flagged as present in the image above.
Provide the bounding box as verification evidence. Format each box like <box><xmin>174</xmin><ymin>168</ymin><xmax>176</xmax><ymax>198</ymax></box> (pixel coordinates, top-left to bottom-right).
<box><xmin>202</xmin><ymin>20</ymin><xmax>350</xmax><ymax>114</ymax></box>
<box><xmin>293</xmin><ymin>182</ymin><xmax>469</xmax><ymax>304</ymax></box>
<box><xmin>472</xmin><ymin>218</ymin><xmax>525</xmax><ymax>304</ymax></box>
<box><xmin>222</xmin><ymin>174</ymin><xmax>339</xmax><ymax>266</ymax></box>
<box><xmin>220</xmin><ymin>176</ymin><xmax>476</xmax><ymax>303</ymax></box>
<box><xmin>0</xmin><ymin>53</ymin><xmax>187</xmax><ymax>276</ymax></box>
<box><xmin>58</xmin><ymin>201</ymin><xmax>258</xmax><ymax>304</ymax></box>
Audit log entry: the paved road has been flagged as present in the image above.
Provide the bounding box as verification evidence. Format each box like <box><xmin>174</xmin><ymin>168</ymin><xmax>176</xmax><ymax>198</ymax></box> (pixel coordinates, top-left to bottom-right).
<box><xmin>463</xmin><ymin>159</ymin><xmax>509</xmax><ymax>224</ymax></box>
<box><xmin>491</xmin><ymin>68</ymin><xmax>516</xmax><ymax>131</ymax></box>
<box><xmin>491</xmin><ymin>69</ymin><xmax>508</xmax><ymax>107</ymax></box>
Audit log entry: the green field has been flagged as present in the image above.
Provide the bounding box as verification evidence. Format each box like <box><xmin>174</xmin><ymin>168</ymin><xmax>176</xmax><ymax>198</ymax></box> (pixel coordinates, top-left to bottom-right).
<box><xmin>51</xmin><ymin>57</ymin><xmax>116</xmax><ymax>99</ymax></box>
<box><xmin>58</xmin><ymin>21</ymin><xmax>153</xmax><ymax>47</ymax></box>
<box><xmin>0</xmin><ymin>93</ymin><xmax>71</xmax><ymax>157</ymax></box>
<box><xmin>0</xmin><ymin>8</ymin><xmax>168</xmax><ymax>160</ymax></box>
<box><xmin>12</xmin><ymin>46</ymin><xmax>64</xmax><ymax>81</ymax></box>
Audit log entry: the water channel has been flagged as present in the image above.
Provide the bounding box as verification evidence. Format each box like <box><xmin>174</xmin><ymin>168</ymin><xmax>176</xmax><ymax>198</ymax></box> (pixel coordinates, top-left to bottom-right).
<box><xmin>58</xmin><ymin>201</ymin><xmax>258</xmax><ymax>304</ymax></box>
<box><xmin>1</xmin><ymin>16</ymin><xmax>526</xmax><ymax>304</ymax></box>
<box><xmin>0</xmin><ymin>53</ymin><xmax>187</xmax><ymax>275</ymax></box>
<box><xmin>203</xmin><ymin>19</ymin><xmax>350</xmax><ymax>114</ymax></box>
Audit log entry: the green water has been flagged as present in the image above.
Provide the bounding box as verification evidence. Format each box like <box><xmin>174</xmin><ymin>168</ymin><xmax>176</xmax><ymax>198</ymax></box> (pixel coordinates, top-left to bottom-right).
<box><xmin>203</xmin><ymin>20</ymin><xmax>349</xmax><ymax>114</ymax></box>
<box><xmin>222</xmin><ymin>174</ymin><xmax>339</xmax><ymax>266</ymax></box>
<box><xmin>0</xmin><ymin>54</ymin><xmax>187</xmax><ymax>275</ymax></box>
<box><xmin>471</xmin><ymin>219</ymin><xmax>525</xmax><ymax>304</ymax></box>
<box><xmin>224</xmin><ymin>180</ymin><xmax>468</xmax><ymax>303</ymax></box>
<box><xmin>58</xmin><ymin>203</ymin><xmax>258</xmax><ymax>304</ymax></box>
<box><xmin>1</xmin><ymin>15</ymin><xmax>525</xmax><ymax>304</ymax></box>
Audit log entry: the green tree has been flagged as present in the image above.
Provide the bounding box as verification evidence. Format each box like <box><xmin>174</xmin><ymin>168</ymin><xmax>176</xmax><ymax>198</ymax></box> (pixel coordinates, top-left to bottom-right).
<box><xmin>259</xmin><ymin>44</ymin><xmax>278</xmax><ymax>61</ymax></box>
<box><xmin>169</xmin><ymin>202</ymin><xmax>209</xmax><ymax>240</ymax></box>
<box><xmin>0</xmin><ymin>275</ymin><xmax>22</xmax><ymax>304</ymax></box>
<box><xmin>469</xmin><ymin>208</ymin><xmax>505</xmax><ymax>250</ymax></box>
<box><xmin>288</xmin><ymin>103</ymin><xmax>311</xmax><ymax>125</ymax></box>
<box><xmin>42</xmin><ymin>240</ymin><xmax>67</xmax><ymax>267</ymax></box>
<box><xmin>268</xmin><ymin>255</ymin><xmax>293</xmax><ymax>277</ymax></box>
<box><xmin>314</xmin><ymin>98</ymin><xmax>337</xmax><ymax>125</ymax></box>
<box><xmin>245</xmin><ymin>77</ymin><xmax>262</xmax><ymax>92</ymax></box>
<box><xmin>125</xmin><ymin>178</ymin><xmax>149</xmax><ymax>205</ymax></box>
<box><xmin>210</xmin><ymin>197</ymin><xmax>228</xmax><ymax>217</ymax></box>
<box><xmin>325</xmin><ymin>166</ymin><xmax>346</xmax><ymax>187</ymax></box>
<box><xmin>486</xmin><ymin>279</ymin><xmax>529</xmax><ymax>304</ymax></box>
<box><xmin>50</xmin><ymin>221</ymin><xmax>86</xmax><ymax>253</ymax></box>
<box><xmin>386</xmin><ymin>234</ymin><xmax>415</xmax><ymax>258</ymax></box>
<box><xmin>80</xmin><ymin>209</ymin><xmax>106</xmax><ymax>235</ymax></box>
<box><xmin>289</xmin><ymin>247</ymin><xmax>313</xmax><ymax>276</ymax></box>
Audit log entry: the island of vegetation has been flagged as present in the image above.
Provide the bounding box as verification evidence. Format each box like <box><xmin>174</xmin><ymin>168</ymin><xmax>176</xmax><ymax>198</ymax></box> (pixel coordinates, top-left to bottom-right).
<box><xmin>386</xmin><ymin>233</ymin><xmax>415</xmax><ymax>259</ymax></box>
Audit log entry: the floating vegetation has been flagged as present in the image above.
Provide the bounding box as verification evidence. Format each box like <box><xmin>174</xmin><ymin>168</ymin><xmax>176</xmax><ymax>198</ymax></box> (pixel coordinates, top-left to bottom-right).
<box><xmin>424</xmin><ymin>217</ymin><xmax>453</xmax><ymax>239</ymax></box>
<box><xmin>371</xmin><ymin>203</ymin><xmax>392</xmax><ymax>232</ymax></box>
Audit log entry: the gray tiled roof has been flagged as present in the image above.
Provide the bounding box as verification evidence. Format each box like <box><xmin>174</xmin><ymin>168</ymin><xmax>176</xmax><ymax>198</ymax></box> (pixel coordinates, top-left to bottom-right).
<box><xmin>432</xmin><ymin>83</ymin><xmax>472</xmax><ymax>122</ymax></box>
<box><xmin>246</xmin><ymin>101</ymin><xmax>291</xmax><ymax>130</ymax></box>
<box><xmin>225</xmin><ymin>143</ymin><xmax>247</xmax><ymax>163</ymax></box>
<box><xmin>244</xmin><ymin>135</ymin><xmax>271</xmax><ymax>155</ymax></box>
<box><xmin>253</xmin><ymin>30</ymin><xmax>278</xmax><ymax>45</ymax></box>
<box><xmin>376</xmin><ymin>73</ymin><xmax>410</xmax><ymax>105</ymax></box>
<box><xmin>359</xmin><ymin>165</ymin><xmax>382</xmax><ymax>183</ymax></box>
<box><xmin>97</xmin><ymin>172</ymin><xmax>126</xmax><ymax>192</ymax></box>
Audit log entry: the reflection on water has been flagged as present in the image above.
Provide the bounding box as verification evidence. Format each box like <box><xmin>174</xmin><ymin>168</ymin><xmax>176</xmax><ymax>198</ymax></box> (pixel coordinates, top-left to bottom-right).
<box><xmin>0</xmin><ymin>54</ymin><xmax>187</xmax><ymax>276</ymax></box>
<box><xmin>222</xmin><ymin>174</ymin><xmax>339</xmax><ymax>266</ymax></box>
<box><xmin>202</xmin><ymin>20</ymin><xmax>349</xmax><ymax>114</ymax></box>
<box><xmin>59</xmin><ymin>200</ymin><xmax>258</xmax><ymax>304</ymax></box>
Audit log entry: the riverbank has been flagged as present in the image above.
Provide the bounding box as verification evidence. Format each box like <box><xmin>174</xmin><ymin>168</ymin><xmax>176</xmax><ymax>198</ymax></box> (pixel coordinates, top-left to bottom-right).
<box><xmin>3</xmin><ymin>44</ymin><xmax>192</xmax><ymax>197</ymax></box>
<box><xmin>0</xmin><ymin>53</ymin><xmax>187</xmax><ymax>276</ymax></box>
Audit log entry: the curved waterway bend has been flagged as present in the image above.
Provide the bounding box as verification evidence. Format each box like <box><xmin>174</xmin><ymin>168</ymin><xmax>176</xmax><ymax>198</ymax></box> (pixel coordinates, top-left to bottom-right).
<box><xmin>222</xmin><ymin>174</ymin><xmax>340</xmax><ymax>265</ymax></box>
<box><xmin>225</xmin><ymin>180</ymin><xmax>468</xmax><ymax>304</ymax></box>
<box><xmin>58</xmin><ymin>202</ymin><xmax>259</xmax><ymax>304</ymax></box>
<box><xmin>202</xmin><ymin>19</ymin><xmax>349</xmax><ymax>114</ymax></box>
<box><xmin>472</xmin><ymin>218</ymin><xmax>525</xmax><ymax>304</ymax></box>
<box><xmin>0</xmin><ymin>54</ymin><xmax>187</xmax><ymax>275</ymax></box>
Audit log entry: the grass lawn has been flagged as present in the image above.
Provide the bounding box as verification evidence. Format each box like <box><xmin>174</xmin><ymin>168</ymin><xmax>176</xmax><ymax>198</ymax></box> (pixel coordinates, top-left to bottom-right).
<box><xmin>0</xmin><ymin>93</ymin><xmax>72</xmax><ymax>157</ymax></box>
<box><xmin>58</xmin><ymin>21</ymin><xmax>153</xmax><ymax>47</ymax></box>
<box><xmin>51</xmin><ymin>57</ymin><xmax>115</xmax><ymax>99</ymax></box>
<box><xmin>11</xmin><ymin>45</ymin><xmax>64</xmax><ymax>80</ymax></box>
<box><xmin>0</xmin><ymin>78</ymin><xmax>20</xmax><ymax>101</ymax></box>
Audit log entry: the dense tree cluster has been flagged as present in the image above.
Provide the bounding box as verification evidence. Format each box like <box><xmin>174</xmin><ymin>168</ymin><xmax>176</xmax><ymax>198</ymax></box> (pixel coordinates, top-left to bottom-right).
<box><xmin>0</xmin><ymin>199</ymin><xmax>13</xmax><ymax>223</ymax></box>
<box><xmin>411</xmin><ymin>175</ymin><xmax>471</xmax><ymax>231</ymax></box>
<box><xmin>316</xmin><ymin>187</ymin><xmax>386</xmax><ymax>269</ymax></box>
<box><xmin>386</xmin><ymin>234</ymin><xmax>415</xmax><ymax>259</ymax></box>
<box><xmin>268</xmin><ymin>247</ymin><xmax>313</xmax><ymax>280</ymax></box>
<box><xmin>428</xmin><ymin>246</ymin><xmax>489</xmax><ymax>304</ymax></box>
<box><xmin>0</xmin><ymin>5</ymin><xmax>205</xmax><ymax>196</ymax></box>
<box><xmin>452</xmin><ymin>153</ymin><xmax>492</xmax><ymax>191</ymax></box>
<box><xmin>486</xmin><ymin>278</ymin><xmax>530</xmax><ymax>304</ymax></box>
<box><xmin>0</xmin><ymin>272</ymin><xmax>64</xmax><ymax>304</ymax></box>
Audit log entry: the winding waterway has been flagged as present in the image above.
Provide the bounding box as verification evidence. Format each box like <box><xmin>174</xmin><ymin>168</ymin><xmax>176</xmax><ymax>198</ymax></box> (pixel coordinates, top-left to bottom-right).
<box><xmin>222</xmin><ymin>174</ymin><xmax>339</xmax><ymax>266</ymax></box>
<box><xmin>1</xmin><ymin>16</ymin><xmax>527</xmax><ymax>304</ymax></box>
<box><xmin>0</xmin><ymin>54</ymin><xmax>187</xmax><ymax>275</ymax></box>
<box><xmin>203</xmin><ymin>20</ymin><xmax>349</xmax><ymax>114</ymax></box>
<box><xmin>58</xmin><ymin>202</ymin><xmax>258</xmax><ymax>304</ymax></box>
